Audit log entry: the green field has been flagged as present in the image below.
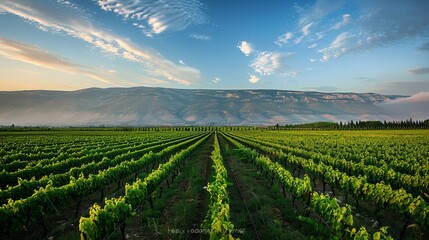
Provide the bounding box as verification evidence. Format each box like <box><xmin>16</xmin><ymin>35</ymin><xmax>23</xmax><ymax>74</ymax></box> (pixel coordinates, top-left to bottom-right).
<box><xmin>0</xmin><ymin>129</ymin><xmax>428</xmax><ymax>240</ymax></box>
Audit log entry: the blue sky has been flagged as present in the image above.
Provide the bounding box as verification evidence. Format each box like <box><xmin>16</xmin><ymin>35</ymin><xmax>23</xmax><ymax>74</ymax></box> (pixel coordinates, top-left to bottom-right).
<box><xmin>0</xmin><ymin>0</ymin><xmax>428</xmax><ymax>95</ymax></box>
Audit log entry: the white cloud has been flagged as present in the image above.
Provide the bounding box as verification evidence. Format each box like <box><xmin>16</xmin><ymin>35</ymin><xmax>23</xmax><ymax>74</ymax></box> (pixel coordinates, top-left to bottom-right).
<box><xmin>297</xmin><ymin>0</ymin><xmax>344</xmax><ymax>26</ymax></box>
<box><xmin>319</xmin><ymin>31</ymin><xmax>349</xmax><ymax>62</ymax></box>
<box><xmin>283</xmin><ymin>71</ymin><xmax>298</xmax><ymax>78</ymax></box>
<box><xmin>385</xmin><ymin>92</ymin><xmax>429</xmax><ymax>104</ymax></box>
<box><xmin>0</xmin><ymin>0</ymin><xmax>200</xmax><ymax>85</ymax></box>
<box><xmin>212</xmin><ymin>77</ymin><xmax>220</xmax><ymax>84</ymax></box>
<box><xmin>190</xmin><ymin>33</ymin><xmax>210</xmax><ymax>42</ymax></box>
<box><xmin>0</xmin><ymin>37</ymin><xmax>114</xmax><ymax>84</ymax></box>
<box><xmin>332</xmin><ymin>14</ymin><xmax>351</xmax><ymax>30</ymax></box>
<box><xmin>147</xmin><ymin>16</ymin><xmax>167</xmax><ymax>36</ymax></box>
<box><xmin>276</xmin><ymin>0</ymin><xmax>343</xmax><ymax>47</ymax></box>
<box><xmin>308</xmin><ymin>43</ymin><xmax>318</xmax><ymax>49</ymax></box>
<box><xmin>248</xmin><ymin>75</ymin><xmax>260</xmax><ymax>83</ymax></box>
<box><xmin>97</xmin><ymin>0</ymin><xmax>208</xmax><ymax>36</ymax></box>
<box><xmin>275</xmin><ymin>32</ymin><xmax>293</xmax><ymax>46</ymax></box>
<box><xmin>238</xmin><ymin>41</ymin><xmax>253</xmax><ymax>56</ymax></box>
<box><xmin>294</xmin><ymin>35</ymin><xmax>304</xmax><ymax>44</ymax></box>
<box><xmin>318</xmin><ymin>1</ymin><xmax>429</xmax><ymax>61</ymax></box>
<box><xmin>309</xmin><ymin>58</ymin><xmax>317</xmax><ymax>63</ymax></box>
<box><xmin>179</xmin><ymin>60</ymin><xmax>186</xmax><ymax>65</ymax></box>
<box><xmin>302</xmin><ymin>22</ymin><xmax>314</xmax><ymax>36</ymax></box>
<box><xmin>250</xmin><ymin>51</ymin><xmax>291</xmax><ymax>76</ymax></box>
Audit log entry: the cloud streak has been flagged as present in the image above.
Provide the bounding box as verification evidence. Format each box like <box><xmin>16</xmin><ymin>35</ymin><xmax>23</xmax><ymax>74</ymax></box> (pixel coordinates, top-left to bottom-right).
<box><xmin>212</xmin><ymin>77</ymin><xmax>220</xmax><ymax>84</ymax></box>
<box><xmin>0</xmin><ymin>37</ymin><xmax>113</xmax><ymax>84</ymax></box>
<box><xmin>97</xmin><ymin>0</ymin><xmax>208</xmax><ymax>37</ymax></box>
<box><xmin>319</xmin><ymin>0</ymin><xmax>429</xmax><ymax>62</ymax></box>
<box><xmin>275</xmin><ymin>32</ymin><xmax>293</xmax><ymax>46</ymax></box>
<box><xmin>0</xmin><ymin>0</ymin><xmax>200</xmax><ymax>85</ymax></box>
<box><xmin>190</xmin><ymin>33</ymin><xmax>210</xmax><ymax>42</ymax></box>
<box><xmin>408</xmin><ymin>67</ymin><xmax>429</xmax><ymax>75</ymax></box>
<box><xmin>332</xmin><ymin>14</ymin><xmax>351</xmax><ymax>30</ymax></box>
<box><xmin>384</xmin><ymin>92</ymin><xmax>429</xmax><ymax>104</ymax></box>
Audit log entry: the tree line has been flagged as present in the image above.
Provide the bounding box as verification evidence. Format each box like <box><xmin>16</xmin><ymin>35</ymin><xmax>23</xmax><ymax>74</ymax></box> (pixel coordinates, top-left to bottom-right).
<box><xmin>275</xmin><ymin>118</ymin><xmax>429</xmax><ymax>130</ymax></box>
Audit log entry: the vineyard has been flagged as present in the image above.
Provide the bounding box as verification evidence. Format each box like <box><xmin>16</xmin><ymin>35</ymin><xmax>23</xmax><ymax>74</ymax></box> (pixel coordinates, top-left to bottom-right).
<box><xmin>0</xmin><ymin>129</ymin><xmax>428</xmax><ymax>240</ymax></box>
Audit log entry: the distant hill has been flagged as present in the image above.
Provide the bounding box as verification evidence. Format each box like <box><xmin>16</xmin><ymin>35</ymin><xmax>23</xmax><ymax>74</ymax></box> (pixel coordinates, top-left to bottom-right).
<box><xmin>0</xmin><ymin>86</ymin><xmax>423</xmax><ymax>126</ymax></box>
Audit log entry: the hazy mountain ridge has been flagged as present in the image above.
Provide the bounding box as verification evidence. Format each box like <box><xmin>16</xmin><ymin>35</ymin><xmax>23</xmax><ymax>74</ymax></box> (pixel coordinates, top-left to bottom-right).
<box><xmin>0</xmin><ymin>87</ymin><xmax>417</xmax><ymax>126</ymax></box>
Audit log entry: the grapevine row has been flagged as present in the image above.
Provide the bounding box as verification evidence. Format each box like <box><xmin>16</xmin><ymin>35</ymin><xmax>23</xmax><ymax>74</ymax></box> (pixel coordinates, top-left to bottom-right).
<box><xmin>0</xmin><ymin>133</ymin><xmax>203</xmax><ymax>205</ymax></box>
<box><xmin>221</xmin><ymin>132</ymin><xmax>392</xmax><ymax>240</ymax></box>
<box><xmin>0</xmin><ymin>132</ymin><xmax>209</xmax><ymax>233</ymax></box>
<box><xmin>231</xmin><ymin>132</ymin><xmax>428</xmax><ymax>200</ymax></box>
<box><xmin>0</xmin><ymin>132</ymin><xmax>200</xmax><ymax>188</ymax></box>
<box><xmin>225</xmin><ymin>132</ymin><xmax>429</xmax><ymax>230</ymax></box>
<box><xmin>78</xmin><ymin>133</ymin><xmax>211</xmax><ymax>239</ymax></box>
<box><xmin>203</xmin><ymin>132</ymin><xmax>236</xmax><ymax>239</ymax></box>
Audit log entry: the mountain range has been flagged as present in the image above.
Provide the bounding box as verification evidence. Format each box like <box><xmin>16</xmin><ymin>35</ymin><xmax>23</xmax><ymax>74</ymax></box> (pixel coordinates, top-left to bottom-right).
<box><xmin>0</xmin><ymin>87</ymin><xmax>427</xmax><ymax>126</ymax></box>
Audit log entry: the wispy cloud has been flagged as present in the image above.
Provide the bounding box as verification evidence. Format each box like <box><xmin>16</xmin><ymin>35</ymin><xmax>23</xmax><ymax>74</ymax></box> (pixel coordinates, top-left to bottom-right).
<box><xmin>275</xmin><ymin>32</ymin><xmax>293</xmax><ymax>46</ymax></box>
<box><xmin>302</xmin><ymin>22</ymin><xmax>314</xmax><ymax>36</ymax></box>
<box><xmin>179</xmin><ymin>60</ymin><xmax>186</xmax><ymax>65</ymax></box>
<box><xmin>212</xmin><ymin>77</ymin><xmax>220</xmax><ymax>84</ymax></box>
<box><xmin>297</xmin><ymin>0</ymin><xmax>344</xmax><ymax>26</ymax></box>
<box><xmin>15</xmin><ymin>68</ymin><xmax>40</xmax><ymax>75</ymax></box>
<box><xmin>0</xmin><ymin>0</ymin><xmax>200</xmax><ymax>85</ymax></box>
<box><xmin>308</xmin><ymin>43</ymin><xmax>318</xmax><ymax>49</ymax></box>
<box><xmin>384</xmin><ymin>92</ymin><xmax>429</xmax><ymax>104</ymax></box>
<box><xmin>238</xmin><ymin>41</ymin><xmax>253</xmax><ymax>56</ymax></box>
<box><xmin>248</xmin><ymin>75</ymin><xmax>260</xmax><ymax>84</ymax></box>
<box><xmin>190</xmin><ymin>33</ymin><xmax>210</xmax><ymax>42</ymax></box>
<box><xmin>408</xmin><ymin>67</ymin><xmax>429</xmax><ymax>75</ymax></box>
<box><xmin>276</xmin><ymin>0</ymin><xmax>429</xmax><ymax>64</ymax></box>
<box><xmin>97</xmin><ymin>0</ymin><xmax>208</xmax><ymax>37</ymax></box>
<box><xmin>332</xmin><ymin>14</ymin><xmax>351</xmax><ymax>30</ymax></box>
<box><xmin>276</xmin><ymin>0</ymin><xmax>344</xmax><ymax>47</ymax></box>
<box><xmin>318</xmin><ymin>0</ymin><xmax>429</xmax><ymax>62</ymax></box>
<box><xmin>0</xmin><ymin>37</ymin><xmax>113</xmax><ymax>84</ymax></box>
<box><xmin>250</xmin><ymin>51</ymin><xmax>292</xmax><ymax>76</ymax></box>
<box><xmin>319</xmin><ymin>31</ymin><xmax>349</xmax><ymax>62</ymax></box>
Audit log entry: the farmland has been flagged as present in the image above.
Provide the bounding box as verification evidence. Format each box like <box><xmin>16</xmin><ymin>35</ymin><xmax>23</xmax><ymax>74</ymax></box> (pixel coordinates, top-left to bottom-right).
<box><xmin>0</xmin><ymin>129</ymin><xmax>428</xmax><ymax>240</ymax></box>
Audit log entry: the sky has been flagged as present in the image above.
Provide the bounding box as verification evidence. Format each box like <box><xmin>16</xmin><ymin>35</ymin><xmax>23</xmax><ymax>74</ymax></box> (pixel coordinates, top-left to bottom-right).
<box><xmin>0</xmin><ymin>0</ymin><xmax>428</xmax><ymax>95</ymax></box>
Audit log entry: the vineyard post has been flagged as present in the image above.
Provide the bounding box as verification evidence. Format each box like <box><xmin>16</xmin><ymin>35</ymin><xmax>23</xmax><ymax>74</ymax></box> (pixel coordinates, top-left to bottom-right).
<box><xmin>37</xmin><ymin>213</ymin><xmax>48</xmax><ymax>239</ymax></box>
<box><xmin>75</xmin><ymin>198</ymin><xmax>82</xmax><ymax>218</ymax></box>
<box><xmin>292</xmin><ymin>194</ymin><xmax>296</xmax><ymax>207</ymax></box>
<box><xmin>270</xmin><ymin>172</ymin><xmax>275</xmax><ymax>186</ymax></box>
<box><xmin>282</xmin><ymin>185</ymin><xmax>286</xmax><ymax>197</ymax></box>
<box><xmin>120</xmin><ymin>222</ymin><xmax>126</xmax><ymax>240</ymax></box>
<box><xmin>399</xmin><ymin>213</ymin><xmax>411</xmax><ymax>240</ymax></box>
<box><xmin>158</xmin><ymin>186</ymin><xmax>163</xmax><ymax>198</ymax></box>
<box><xmin>100</xmin><ymin>189</ymin><xmax>104</xmax><ymax>205</ymax></box>
<box><xmin>322</xmin><ymin>179</ymin><xmax>326</xmax><ymax>192</ymax></box>
<box><xmin>330</xmin><ymin>185</ymin><xmax>336</xmax><ymax>196</ymax></box>
<box><xmin>149</xmin><ymin>195</ymin><xmax>154</xmax><ymax>209</ymax></box>
<box><xmin>171</xmin><ymin>172</ymin><xmax>175</xmax><ymax>183</ymax></box>
<box><xmin>312</xmin><ymin>177</ymin><xmax>317</xmax><ymax>188</ymax></box>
